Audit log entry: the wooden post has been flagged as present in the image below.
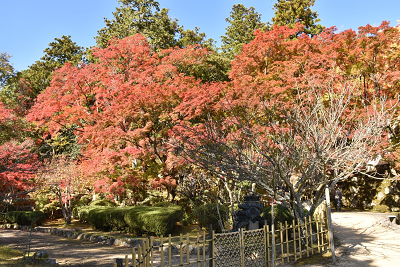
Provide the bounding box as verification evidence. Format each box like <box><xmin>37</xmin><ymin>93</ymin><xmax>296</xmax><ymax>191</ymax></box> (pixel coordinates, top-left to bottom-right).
<box><xmin>124</xmin><ymin>255</ymin><xmax>128</xmax><ymax>267</ymax></box>
<box><xmin>187</xmin><ymin>233</ymin><xmax>190</xmax><ymax>264</ymax></box>
<box><xmin>266</xmin><ymin>224</ymin><xmax>271</xmax><ymax>267</ymax></box>
<box><xmin>160</xmin><ymin>236</ymin><xmax>164</xmax><ymax>267</ymax></box>
<box><xmin>271</xmin><ymin>200</ymin><xmax>275</xmax><ymax>267</ymax></box>
<box><xmin>168</xmin><ymin>235</ymin><xmax>172</xmax><ymax>266</ymax></box>
<box><xmin>180</xmin><ymin>234</ymin><xmax>183</xmax><ymax>266</ymax></box>
<box><xmin>132</xmin><ymin>248</ymin><xmax>137</xmax><ymax>267</ymax></box>
<box><xmin>209</xmin><ymin>224</ymin><xmax>214</xmax><ymax>267</ymax></box>
<box><xmin>285</xmin><ymin>221</ymin><xmax>289</xmax><ymax>262</ymax></box>
<box><xmin>240</xmin><ymin>228</ymin><xmax>244</xmax><ymax>267</ymax></box>
<box><xmin>325</xmin><ymin>185</ymin><xmax>336</xmax><ymax>263</ymax></box>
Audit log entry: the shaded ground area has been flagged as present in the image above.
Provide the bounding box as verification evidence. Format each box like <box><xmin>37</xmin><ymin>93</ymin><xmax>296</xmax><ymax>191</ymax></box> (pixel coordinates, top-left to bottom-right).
<box><xmin>2</xmin><ymin>211</ymin><xmax>400</xmax><ymax>266</ymax></box>
<box><xmin>0</xmin><ymin>229</ymin><xmax>133</xmax><ymax>266</ymax></box>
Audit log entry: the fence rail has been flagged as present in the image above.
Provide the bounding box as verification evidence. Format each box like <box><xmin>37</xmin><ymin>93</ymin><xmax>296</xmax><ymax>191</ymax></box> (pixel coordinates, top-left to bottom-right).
<box><xmin>112</xmin><ymin>212</ymin><xmax>330</xmax><ymax>267</ymax></box>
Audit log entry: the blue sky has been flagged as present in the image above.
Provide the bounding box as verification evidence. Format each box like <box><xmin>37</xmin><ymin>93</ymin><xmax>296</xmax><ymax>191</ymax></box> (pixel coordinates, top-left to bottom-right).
<box><xmin>1</xmin><ymin>0</ymin><xmax>399</xmax><ymax>72</ymax></box>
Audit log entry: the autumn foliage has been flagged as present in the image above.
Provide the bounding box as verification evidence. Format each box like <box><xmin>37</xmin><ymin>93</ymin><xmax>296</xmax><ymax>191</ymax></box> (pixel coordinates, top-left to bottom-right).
<box><xmin>5</xmin><ymin>21</ymin><xmax>398</xmax><ymax>208</ymax></box>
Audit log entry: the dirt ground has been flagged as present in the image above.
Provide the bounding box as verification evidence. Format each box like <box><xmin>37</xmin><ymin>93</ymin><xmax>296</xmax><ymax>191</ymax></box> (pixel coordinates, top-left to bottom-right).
<box><xmin>0</xmin><ymin>229</ymin><xmax>133</xmax><ymax>266</ymax></box>
<box><xmin>330</xmin><ymin>211</ymin><xmax>400</xmax><ymax>267</ymax></box>
<box><xmin>2</xmin><ymin>211</ymin><xmax>400</xmax><ymax>266</ymax></box>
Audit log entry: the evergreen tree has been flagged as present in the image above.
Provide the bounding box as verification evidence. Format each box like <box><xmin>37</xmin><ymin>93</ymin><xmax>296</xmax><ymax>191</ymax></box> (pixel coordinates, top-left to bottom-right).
<box><xmin>220</xmin><ymin>4</ymin><xmax>267</xmax><ymax>60</ymax></box>
<box><xmin>0</xmin><ymin>35</ymin><xmax>84</xmax><ymax>114</ymax></box>
<box><xmin>271</xmin><ymin>0</ymin><xmax>324</xmax><ymax>36</ymax></box>
<box><xmin>96</xmin><ymin>0</ymin><xmax>214</xmax><ymax>50</ymax></box>
<box><xmin>0</xmin><ymin>52</ymin><xmax>14</xmax><ymax>87</ymax></box>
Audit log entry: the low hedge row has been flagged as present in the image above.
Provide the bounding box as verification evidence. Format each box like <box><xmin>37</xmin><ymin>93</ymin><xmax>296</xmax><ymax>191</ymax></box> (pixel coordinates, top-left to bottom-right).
<box><xmin>74</xmin><ymin>204</ymin><xmax>182</xmax><ymax>236</ymax></box>
<box><xmin>2</xmin><ymin>211</ymin><xmax>46</xmax><ymax>226</ymax></box>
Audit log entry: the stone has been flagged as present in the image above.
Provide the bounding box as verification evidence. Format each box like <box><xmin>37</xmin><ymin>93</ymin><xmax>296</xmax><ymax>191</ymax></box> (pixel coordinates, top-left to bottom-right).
<box><xmin>33</xmin><ymin>250</ymin><xmax>49</xmax><ymax>259</ymax></box>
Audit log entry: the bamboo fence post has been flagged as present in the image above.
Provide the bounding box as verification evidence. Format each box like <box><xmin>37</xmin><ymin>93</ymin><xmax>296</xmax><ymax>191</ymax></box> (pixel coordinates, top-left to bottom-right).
<box><xmin>132</xmin><ymin>247</ymin><xmax>137</xmax><ymax>267</ymax></box>
<box><xmin>145</xmin><ymin>240</ymin><xmax>150</xmax><ymax>267</ymax></box>
<box><xmin>160</xmin><ymin>235</ymin><xmax>164</xmax><ymax>267</ymax></box>
<box><xmin>150</xmin><ymin>236</ymin><xmax>154</xmax><ymax>267</ymax></box>
<box><xmin>317</xmin><ymin>218</ymin><xmax>321</xmax><ymax>253</ymax></box>
<box><xmin>196</xmin><ymin>232</ymin><xmax>200</xmax><ymax>267</ymax></box>
<box><xmin>264</xmin><ymin>224</ymin><xmax>268</xmax><ymax>267</ymax></box>
<box><xmin>305</xmin><ymin>217</ymin><xmax>309</xmax><ymax>257</ymax></box>
<box><xmin>309</xmin><ymin>216</ymin><xmax>314</xmax><ymax>255</ymax></box>
<box><xmin>297</xmin><ymin>218</ymin><xmax>302</xmax><ymax>259</ymax></box>
<box><xmin>202</xmin><ymin>231</ymin><xmax>206</xmax><ymax>267</ymax></box>
<box><xmin>279</xmin><ymin>222</ymin><xmax>284</xmax><ymax>263</ymax></box>
<box><xmin>267</xmin><ymin>224</ymin><xmax>271</xmax><ymax>267</ymax></box>
<box><xmin>240</xmin><ymin>228</ymin><xmax>244</xmax><ymax>267</ymax></box>
<box><xmin>168</xmin><ymin>235</ymin><xmax>172</xmax><ymax>267</ymax></box>
<box><xmin>138</xmin><ymin>245</ymin><xmax>142</xmax><ymax>267</ymax></box>
<box><xmin>325</xmin><ymin>185</ymin><xmax>336</xmax><ymax>263</ymax></box>
<box><xmin>285</xmin><ymin>221</ymin><xmax>289</xmax><ymax>262</ymax></box>
<box><xmin>186</xmin><ymin>232</ymin><xmax>190</xmax><ymax>265</ymax></box>
<box><xmin>124</xmin><ymin>254</ymin><xmax>128</xmax><ymax>267</ymax></box>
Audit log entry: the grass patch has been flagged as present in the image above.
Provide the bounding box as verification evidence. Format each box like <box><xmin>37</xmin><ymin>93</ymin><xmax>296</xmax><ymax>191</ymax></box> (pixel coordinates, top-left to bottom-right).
<box><xmin>0</xmin><ymin>246</ymin><xmax>55</xmax><ymax>266</ymax></box>
<box><xmin>294</xmin><ymin>251</ymin><xmax>333</xmax><ymax>266</ymax></box>
<box><xmin>0</xmin><ymin>245</ymin><xmax>23</xmax><ymax>261</ymax></box>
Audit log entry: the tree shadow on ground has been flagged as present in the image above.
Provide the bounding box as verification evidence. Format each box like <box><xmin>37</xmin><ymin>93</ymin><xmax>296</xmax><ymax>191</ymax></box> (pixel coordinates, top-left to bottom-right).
<box><xmin>0</xmin><ymin>229</ymin><xmax>133</xmax><ymax>266</ymax></box>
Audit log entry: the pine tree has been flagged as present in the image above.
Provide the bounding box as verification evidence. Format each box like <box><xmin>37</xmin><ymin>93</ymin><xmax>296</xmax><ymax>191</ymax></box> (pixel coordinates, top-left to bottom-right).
<box><xmin>271</xmin><ymin>0</ymin><xmax>324</xmax><ymax>36</ymax></box>
<box><xmin>220</xmin><ymin>4</ymin><xmax>267</xmax><ymax>60</ymax></box>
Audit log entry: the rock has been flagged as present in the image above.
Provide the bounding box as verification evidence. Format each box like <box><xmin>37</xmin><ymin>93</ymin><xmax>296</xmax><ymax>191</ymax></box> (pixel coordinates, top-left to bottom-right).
<box><xmin>77</xmin><ymin>233</ymin><xmax>85</xmax><ymax>240</ymax></box>
<box><xmin>33</xmin><ymin>250</ymin><xmax>48</xmax><ymax>259</ymax></box>
<box><xmin>44</xmin><ymin>258</ymin><xmax>58</xmax><ymax>265</ymax></box>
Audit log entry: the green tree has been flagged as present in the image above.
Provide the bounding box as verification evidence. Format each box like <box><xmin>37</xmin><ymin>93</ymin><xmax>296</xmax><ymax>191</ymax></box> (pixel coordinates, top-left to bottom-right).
<box><xmin>0</xmin><ymin>52</ymin><xmax>14</xmax><ymax>87</ymax></box>
<box><xmin>96</xmin><ymin>0</ymin><xmax>214</xmax><ymax>51</ymax></box>
<box><xmin>220</xmin><ymin>4</ymin><xmax>267</xmax><ymax>60</ymax></box>
<box><xmin>0</xmin><ymin>36</ymin><xmax>84</xmax><ymax>113</ymax></box>
<box><xmin>271</xmin><ymin>0</ymin><xmax>324</xmax><ymax>36</ymax></box>
<box><xmin>23</xmin><ymin>35</ymin><xmax>84</xmax><ymax>99</ymax></box>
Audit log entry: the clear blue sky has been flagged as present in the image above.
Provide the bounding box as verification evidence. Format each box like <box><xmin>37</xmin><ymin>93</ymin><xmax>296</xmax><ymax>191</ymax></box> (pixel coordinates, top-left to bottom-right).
<box><xmin>1</xmin><ymin>0</ymin><xmax>399</xmax><ymax>72</ymax></box>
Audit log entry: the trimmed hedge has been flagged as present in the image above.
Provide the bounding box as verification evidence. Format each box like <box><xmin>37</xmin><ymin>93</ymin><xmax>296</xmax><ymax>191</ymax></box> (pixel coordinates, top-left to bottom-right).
<box><xmin>124</xmin><ymin>205</ymin><xmax>181</xmax><ymax>236</ymax></box>
<box><xmin>75</xmin><ymin>204</ymin><xmax>182</xmax><ymax>236</ymax></box>
<box><xmin>261</xmin><ymin>204</ymin><xmax>294</xmax><ymax>226</ymax></box>
<box><xmin>3</xmin><ymin>211</ymin><xmax>46</xmax><ymax>226</ymax></box>
<box><xmin>194</xmin><ymin>203</ymin><xmax>228</xmax><ymax>233</ymax></box>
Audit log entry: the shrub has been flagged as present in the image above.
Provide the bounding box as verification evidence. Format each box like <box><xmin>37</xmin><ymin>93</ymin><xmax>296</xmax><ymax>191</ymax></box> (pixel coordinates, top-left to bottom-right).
<box><xmin>124</xmin><ymin>205</ymin><xmax>182</xmax><ymax>236</ymax></box>
<box><xmin>74</xmin><ymin>206</ymin><xmax>91</xmax><ymax>223</ymax></box>
<box><xmin>153</xmin><ymin>201</ymin><xmax>176</xmax><ymax>207</ymax></box>
<box><xmin>261</xmin><ymin>204</ymin><xmax>294</xmax><ymax>227</ymax></box>
<box><xmin>89</xmin><ymin>199</ymin><xmax>117</xmax><ymax>207</ymax></box>
<box><xmin>194</xmin><ymin>203</ymin><xmax>228</xmax><ymax>233</ymax></box>
<box><xmin>80</xmin><ymin>205</ymin><xmax>182</xmax><ymax>236</ymax></box>
<box><xmin>3</xmin><ymin>211</ymin><xmax>46</xmax><ymax>226</ymax></box>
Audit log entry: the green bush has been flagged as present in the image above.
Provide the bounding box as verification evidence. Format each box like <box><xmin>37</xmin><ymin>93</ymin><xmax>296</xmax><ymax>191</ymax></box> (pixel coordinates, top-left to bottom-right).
<box><xmin>261</xmin><ymin>204</ymin><xmax>294</xmax><ymax>227</ymax></box>
<box><xmin>3</xmin><ymin>211</ymin><xmax>46</xmax><ymax>226</ymax></box>
<box><xmin>124</xmin><ymin>205</ymin><xmax>182</xmax><ymax>236</ymax></box>
<box><xmin>194</xmin><ymin>203</ymin><xmax>228</xmax><ymax>233</ymax></box>
<box><xmin>78</xmin><ymin>205</ymin><xmax>181</xmax><ymax>236</ymax></box>
<box><xmin>74</xmin><ymin>206</ymin><xmax>91</xmax><ymax>223</ymax></box>
<box><xmin>87</xmin><ymin>206</ymin><xmax>129</xmax><ymax>232</ymax></box>
<box><xmin>89</xmin><ymin>199</ymin><xmax>117</xmax><ymax>207</ymax></box>
<box><xmin>153</xmin><ymin>201</ymin><xmax>176</xmax><ymax>207</ymax></box>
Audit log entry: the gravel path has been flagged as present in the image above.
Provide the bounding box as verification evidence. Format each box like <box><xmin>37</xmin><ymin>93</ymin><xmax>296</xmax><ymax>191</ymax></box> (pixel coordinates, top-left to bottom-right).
<box><xmin>2</xmin><ymin>211</ymin><xmax>400</xmax><ymax>266</ymax></box>
<box><xmin>0</xmin><ymin>229</ymin><xmax>133</xmax><ymax>266</ymax></box>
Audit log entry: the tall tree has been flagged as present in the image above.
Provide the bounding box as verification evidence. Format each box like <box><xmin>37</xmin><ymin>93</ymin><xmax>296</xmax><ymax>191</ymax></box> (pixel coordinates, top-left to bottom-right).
<box><xmin>172</xmin><ymin>23</ymin><xmax>399</xmax><ymax>222</ymax></box>
<box><xmin>271</xmin><ymin>0</ymin><xmax>324</xmax><ymax>36</ymax></box>
<box><xmin>1</xmin><ymin>36</ymin><xmax>84</xmax><ymax>114</ymax></box>
<box><xmin>96</xmin><ymin>0</ymin><xmax>213</xmax><ymax>50</ymax></box>
<box><xmin>0</xmin><ymin>52</ymin><xmax>14</xmax><ymax>87</ymax></box>
<box><xmin>220</xmin><ymin>4</ymin><xmax>267</xmax><ymax>60</ymax></box>
<box><xmin>27</xmin><ymin>34</ymin><xmax>223</xmax><ymax>202</ymax></box>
